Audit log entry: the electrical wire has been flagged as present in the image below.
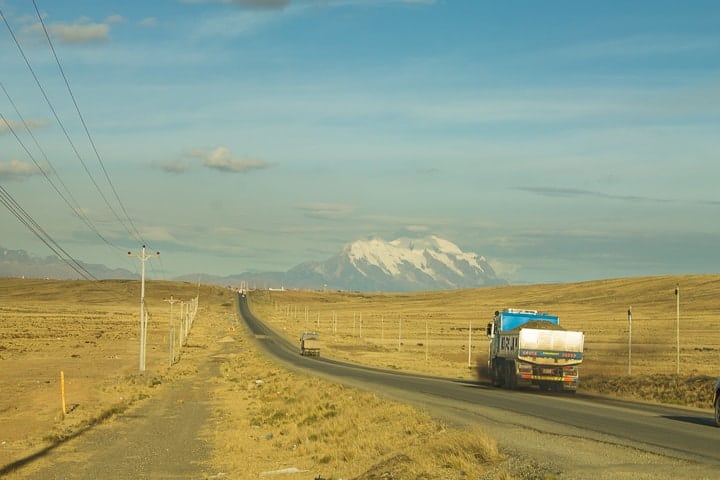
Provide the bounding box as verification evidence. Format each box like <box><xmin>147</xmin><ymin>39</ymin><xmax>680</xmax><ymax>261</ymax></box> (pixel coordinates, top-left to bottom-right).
<box><xmin>0</xmin><ymin>7</ymin><xmax>138</xmax><ymax>244</ymax></box>
<box><xmin>1</xmin><ymin>91</ymin><xmax>124</xmax><ymax>253</ymax></box>
<box><xmin>1</xmin><ymin>4</ymin><xmax>166</xmax><ymax>281</ymax></box>
<box><xmin>31</xmin><ymin>0</ymin><xmax>147</xmax><ymax>246</ymax></box>
<box><xmin>0</xmin><ymin>185</ymin><xmax>97</xmax><ymax>280</ymax></box>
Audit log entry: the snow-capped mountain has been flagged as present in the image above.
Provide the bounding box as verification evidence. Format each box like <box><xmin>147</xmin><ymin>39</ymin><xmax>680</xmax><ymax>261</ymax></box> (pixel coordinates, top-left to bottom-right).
<box><xmin>3</xmin><ymin>237</ymin><xmax>506</xmax><ymax>292</ymax></box>
<box><xmin>284</xmin><ymin>236</ymin><xmax>506</xmax><ymax>292</ymax></box>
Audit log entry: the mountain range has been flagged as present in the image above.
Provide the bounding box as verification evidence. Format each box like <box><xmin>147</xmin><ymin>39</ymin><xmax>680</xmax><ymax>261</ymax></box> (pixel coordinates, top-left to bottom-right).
<box><xmin>0</xmin><ymin>247</ymin><xmax>136</xmax><ymax>280</ymax></box>
<box><xmin>1</xmin><ymin>236</ymin><xmax>507</xmax><ymax>291</ymax></box>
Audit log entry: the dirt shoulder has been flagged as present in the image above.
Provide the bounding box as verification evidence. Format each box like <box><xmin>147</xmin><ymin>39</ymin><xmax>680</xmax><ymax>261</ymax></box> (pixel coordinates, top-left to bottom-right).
<box><xmin>1</xmin><ymin>285</ymin><xmax>233</xmax><ymax>480</ymax></box>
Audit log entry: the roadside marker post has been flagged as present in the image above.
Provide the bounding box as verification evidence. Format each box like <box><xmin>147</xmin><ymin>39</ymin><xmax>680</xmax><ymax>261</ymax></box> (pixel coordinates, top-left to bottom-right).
<box><xmin>60</xmin><ymin>371</ymin><xmax>66</xmax><ymax>419</ymax></box>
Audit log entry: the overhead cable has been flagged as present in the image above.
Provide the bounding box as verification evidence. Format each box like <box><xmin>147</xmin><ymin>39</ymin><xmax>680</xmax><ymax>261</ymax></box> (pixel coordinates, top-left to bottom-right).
<box><xmin>0</xmin><ymin>7</ymin><xmax>138</xmax><ymax>244</ymax></box>
<box><xmin>1</xmin><ymin>91</ymin><xmax>124</xmax><ymax>253</ymax></box>
<box><xmin>0</xmin><ymin>185</ymin><xmax>97</xmax><ymax>280</ymax></box>
<box><xmin>31</xmin><ymin>0</ymin><xmax>147</xmax><ymax>246</ymax></box>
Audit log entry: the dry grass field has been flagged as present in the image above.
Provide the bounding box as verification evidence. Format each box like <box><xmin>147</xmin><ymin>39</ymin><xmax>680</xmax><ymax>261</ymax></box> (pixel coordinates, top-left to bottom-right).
<box><xmin>0</xmin><ymin>278</ymin><xmax>228</xmax><ymax>469</ymax></box>
<box><xmin>208</xmin><ymin>325</ymin><xmax>509</xmax><ymax>479</ymax></box>
<box><xmin>0</xmin><ymin>278</ymin><xmax>511</xmax><ymax>479</ymax></box>
<box><xmin>247</xmin><ymin>274</ymin><xmax>720</xmax><ymax>408</ymax></box>
<box><xmin>2</xmin><ymin>275</ymin><xmax>718</xmax><ymax>478</ymax></box>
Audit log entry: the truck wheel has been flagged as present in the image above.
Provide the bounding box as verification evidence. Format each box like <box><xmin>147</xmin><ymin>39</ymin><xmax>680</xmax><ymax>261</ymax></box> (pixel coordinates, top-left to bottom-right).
<box><xmin>490</xmin><ymin>365</ymin><xmax>501</xmax><ymax>387</ymax></box>
<box><xmin>715</xmin><ymin>396</ymin><xmax>720</xmax><ymax>427</ymax></box>
<box><xmin>505</xmin><ymin>364</ymin><xmax>516</xmax><ymax>390</ymax></box>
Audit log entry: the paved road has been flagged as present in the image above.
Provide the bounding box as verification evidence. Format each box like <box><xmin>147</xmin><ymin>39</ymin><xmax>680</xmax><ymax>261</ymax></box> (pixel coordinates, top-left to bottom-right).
<box><xmin>238</xmin><ymin>293</ymin><xmax>720</xmax><ymax>478</ymax></box>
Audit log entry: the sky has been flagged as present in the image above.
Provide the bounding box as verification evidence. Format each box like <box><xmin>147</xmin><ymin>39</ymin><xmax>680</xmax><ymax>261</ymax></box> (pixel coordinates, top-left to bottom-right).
<box><xmin>1</xmin><ymin>0</ymin><xmax>719</xmax><ymax>285</ymax></box>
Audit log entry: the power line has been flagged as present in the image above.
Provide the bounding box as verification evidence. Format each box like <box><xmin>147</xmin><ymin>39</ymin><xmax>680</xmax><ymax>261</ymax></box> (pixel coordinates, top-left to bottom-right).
<box><xmin>0</xmin><ymin>7</ymin><xmax>139</xmax><ymax>244</ymax></box>
<box><xmin>1</xmin><ymin>91</ymin><xmax>123</xmax><ymax>253</ymax></box>
<box><xmin>31</xmin><ymin>0</ymin><xmax>147</xmax><ymax>245</ymax></box>
<box><xmin>0</xmin><ymin>185</ymin><xmax>97</xmax><ymax>280</ymax></box>
<box><xmin>1</xmin><ymin>5</ymin><xmax>165</xmax><ymax>281</ymax></box>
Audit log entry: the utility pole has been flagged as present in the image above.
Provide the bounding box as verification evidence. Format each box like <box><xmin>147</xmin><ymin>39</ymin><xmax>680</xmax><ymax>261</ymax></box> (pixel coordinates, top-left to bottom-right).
<box><xmin>468</xmin><ymin>320</ymin><xmax>472</xmax><ymax>369</ymax></box>
<box><xmin>675</xmin><ymin>284</ymin><xmax>680</xmax><ymax>375</ymax></box>
<box><xmin>628</xmin><ymin>307</ymin><xmax>632</xmax><ymax>375</ymax></box>
<box><xmin>425</xmin><ymin>319</ymin><xmax>428</xmax><ymax>362</ymax></box>
<box><xmin>165</xmin><ymin>295</ymin><xmax>179</xmax><ymax>367</ymax></box>
<box><xmin>128</xmin><ymin>245</ymin><xmax>159</xmax><ymax>373</ymax></box>
<box><xmin>398</xmin><ymin>318</ymin><xmax>402</xmax><ymax>352</ymax></box>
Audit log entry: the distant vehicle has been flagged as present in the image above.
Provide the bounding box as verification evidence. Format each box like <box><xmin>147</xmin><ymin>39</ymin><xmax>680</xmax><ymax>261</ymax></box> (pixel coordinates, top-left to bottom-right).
<box><xmin>300</xmin><ymin>331</ymin><xmax>321</xmax><ymax>357</ymax></box>
<box><xmin>486</xmin><ymin>309</ymin><xmax>584</xmax><ymax>392</ymax></box>
<box><xmin>714</xmin><ymin>378</ymin><xmax>720</xmax><ymax>426</ymax></box>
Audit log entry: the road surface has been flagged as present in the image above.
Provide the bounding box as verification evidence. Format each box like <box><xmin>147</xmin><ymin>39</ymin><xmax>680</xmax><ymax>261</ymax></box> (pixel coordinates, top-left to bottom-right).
<box><xmin>239</xmin><ymin>293</ymin><xmax>720</xmax><ymax>479</ymax></box>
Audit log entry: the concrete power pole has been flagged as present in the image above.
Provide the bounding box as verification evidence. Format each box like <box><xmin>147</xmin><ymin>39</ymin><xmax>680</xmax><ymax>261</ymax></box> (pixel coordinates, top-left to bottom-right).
<box><xmin>468</xmin><ymin>320</ymin><xmax>472</xmax><ymax>369</ymax></box>
<box><xmin>128</xmin><ymin>245</ymin><xmax>160</xmax><ymax>373</ymax></box>
<box><xmin>165</xmin><ymin>295</ymin><xmax>179</xmax><ymax>367</ymax></box>
<box><xmin>675</xmin><ymin>284</ymin><xmax>680</xmax><ymax>375</ymax></box>
<box><xmin>628</xmin><ymin>307</ymin><xmax>632</xmax><ymax>375</ymax></box>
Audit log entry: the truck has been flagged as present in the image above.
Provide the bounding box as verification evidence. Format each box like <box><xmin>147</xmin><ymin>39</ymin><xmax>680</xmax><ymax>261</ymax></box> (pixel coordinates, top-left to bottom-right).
<box><xmin>300</xmin><ymin>331</ymin><xmax>321</xmax><ymax>357</ymax></box>
<box><xmin>486</xmin><ymin>308</ymin><xmax>584</xmax><ymax>392</ymax></box>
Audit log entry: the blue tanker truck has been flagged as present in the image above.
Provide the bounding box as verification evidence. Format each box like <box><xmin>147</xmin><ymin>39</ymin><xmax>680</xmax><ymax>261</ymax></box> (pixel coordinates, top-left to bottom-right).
<box><xmin>486</xmin><ymin>308</ymin><xmax>584</xmax><ymax>392</ymax></box>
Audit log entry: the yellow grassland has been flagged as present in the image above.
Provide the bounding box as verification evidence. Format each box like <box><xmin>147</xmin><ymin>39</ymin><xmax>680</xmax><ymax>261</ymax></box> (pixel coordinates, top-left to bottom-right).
<box><xmin>0</xmin><ymin>278</ymin><xmax>510</xmax><ymax>479</ymax></box>
<box><xmin>1</xmin><ymin>275</ymin><xmax>718</xmax><ymax>478</ymax></box>
<box><xmin>247</xmin><ymin>274</ymin><xmax>720</xmax><ymax>407</ymax></box>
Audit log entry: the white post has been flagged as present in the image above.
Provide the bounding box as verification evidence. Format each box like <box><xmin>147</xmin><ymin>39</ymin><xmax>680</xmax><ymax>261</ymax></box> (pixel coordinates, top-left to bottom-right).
<box><xmin>166</xmin><ymin>296</ymin><xmax>179</xmax><ymax>367</ymax></box>
<box><xmin>425</xmin><ymin>319</ymin><xmax>428</xmax><ymax>362</ymax></box>
<box><xmin>628</xmin><ymin>307</ymin><xmax>632</xmax><ymax>375</ymax></box>
<box><xmin>468</xmin><ymin>320</ymin><xmax>472</xmax><ymax>369</ymax></box>
<box><xmin>398</xmin><ymin>318</ymin><xmax>402</xmax><ymax>352</ymax></box>
<box><xmin>675</xmin><ymin>285</ymin><xmax>680</xmax><ymax>375</ymax></box>
<box><xmin>381</xmin><ymin>314</ymin><xmax>384</xmax><ymax>342</ymax></box>
<box><xmin>128</xmin><ymin>245</ymin><xmax>159</xmax><ymax>373</ymax></box>
<box><xmin>359</xmin><ymin>313</ymin><xmax>363</xmax><ymax>338</ymax></box>
<box><xmin>179</xmin><ymin>301</ymin><xmax>185</xmax><ymax>349</ymax></box>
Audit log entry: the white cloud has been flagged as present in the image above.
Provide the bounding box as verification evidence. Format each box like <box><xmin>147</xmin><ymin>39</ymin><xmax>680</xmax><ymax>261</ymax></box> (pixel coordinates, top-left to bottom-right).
<box><xmin>138</xmin><ymin>225</ymin><xmax>181</xmax><ymax>243</ymax></box>
<box><xmin>140</xmin><ymin>17</ymin><xmax>158</xmax><ymax>27</ymax></box>
<box><xmin>152</xmin><ymin>160</ymin><xmax>194</xmax><ymax>174</ymax></box>
<box><xmin>191</xmin><ymin>146</ymin><xmax>272</xmax><ymax>173</ymax></box>
<box><xmin>0</xmin><ymin>160</ymin><xmax>45</xmax><ymax>181</ymax></box>
<box><xmin>0</xmin><ymin>118</ymin><xmax>50</xmax><ymax>135</ymax></box>
<box><xmin>105</xmin><ymin>14</ymin><xmax>125</xmax><ymax>24</ymax></box>
<box><xmin>297</xmin><ymin>203</ymin><xmax>354</xmax><ymax>220</ymax></box>
<box><xmin>179</xmin><ymin>0</ymin><xmax>289</xmax><ymax>8</ymax></box>
<box><xmin>24</xmin><ymin>20</ymin><xmax>110</xmax><ymax>44</ymax></box>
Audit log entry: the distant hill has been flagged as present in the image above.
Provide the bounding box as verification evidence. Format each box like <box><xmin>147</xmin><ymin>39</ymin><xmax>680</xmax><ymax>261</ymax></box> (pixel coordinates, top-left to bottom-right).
<box><xmin>0</xmin><ymin>247</ymin><xmax>136</xmax><ymax>280</ymax></box>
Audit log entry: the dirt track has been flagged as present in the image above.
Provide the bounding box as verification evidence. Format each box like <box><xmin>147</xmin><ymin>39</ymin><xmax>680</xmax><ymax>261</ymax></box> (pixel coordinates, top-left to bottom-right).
<box><xmin>4</xmin><ymin>341</ymin><xmax>230</xmax><ymax>480</ymax></box>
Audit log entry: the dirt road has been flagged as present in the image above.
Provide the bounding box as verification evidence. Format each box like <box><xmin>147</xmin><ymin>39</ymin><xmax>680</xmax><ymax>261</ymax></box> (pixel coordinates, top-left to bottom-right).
<box><xmin>3</xmin><ymin>333</ymin><xmax>231</xmax><ymax>480</ymax></box>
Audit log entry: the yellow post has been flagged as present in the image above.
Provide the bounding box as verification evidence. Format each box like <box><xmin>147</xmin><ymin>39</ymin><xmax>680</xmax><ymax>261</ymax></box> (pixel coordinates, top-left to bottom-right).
<box><xmin>60</xmin><ymin>371</ymin><xmax>67</xmax><ymax>419</ymax></box>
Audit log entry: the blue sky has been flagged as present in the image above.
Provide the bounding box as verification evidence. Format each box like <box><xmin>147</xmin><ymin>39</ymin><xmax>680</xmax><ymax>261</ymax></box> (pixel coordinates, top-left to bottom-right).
<box><xmin>1</xmin><ymin>0</ymin><xmax>719</xmax><ymax>284</ymax></box>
